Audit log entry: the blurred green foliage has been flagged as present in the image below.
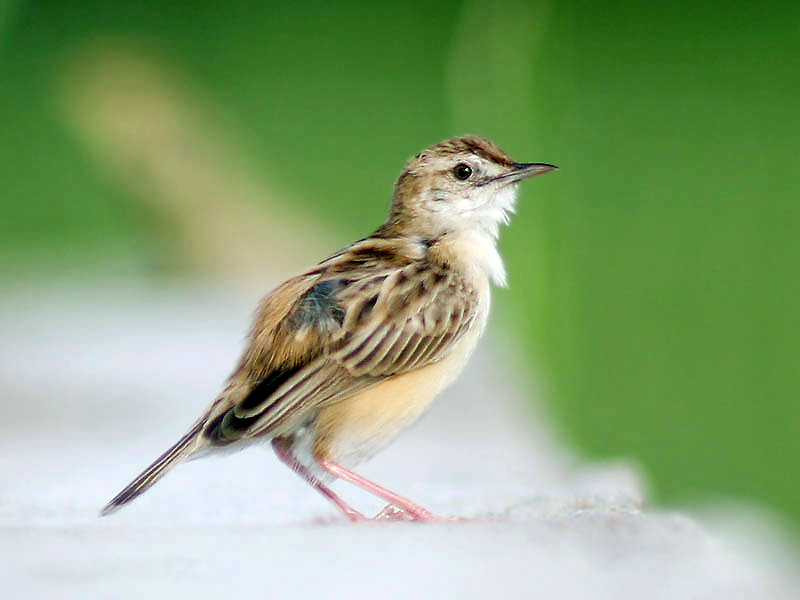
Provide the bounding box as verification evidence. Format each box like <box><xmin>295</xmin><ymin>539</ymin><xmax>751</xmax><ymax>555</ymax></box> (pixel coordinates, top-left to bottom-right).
<box><xmin>1</xmin><ymin>1</ymin><xmax>798</xmax><ymax>526</ymax></box>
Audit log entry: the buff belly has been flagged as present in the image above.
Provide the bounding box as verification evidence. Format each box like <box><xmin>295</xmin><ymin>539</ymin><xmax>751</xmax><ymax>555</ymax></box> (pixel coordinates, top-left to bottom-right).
<box><xmin>305</xmin><ymin>321</ymin><xmax>484</xmax><ymax>468</ymax></box>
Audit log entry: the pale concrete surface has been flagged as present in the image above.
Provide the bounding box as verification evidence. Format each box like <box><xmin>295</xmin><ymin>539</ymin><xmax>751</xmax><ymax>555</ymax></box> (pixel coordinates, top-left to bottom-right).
<box><xmin>1</xmin><ymin>282</ymin><xmax>798</xmax><ymax>598</ymax></box>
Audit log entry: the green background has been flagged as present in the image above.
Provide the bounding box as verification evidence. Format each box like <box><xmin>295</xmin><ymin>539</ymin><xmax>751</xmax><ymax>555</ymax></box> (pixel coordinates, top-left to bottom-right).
<box><xmin>2</xmin><ymin>1</ymin><xmax>798</xmax><ymax>528</ymax></box>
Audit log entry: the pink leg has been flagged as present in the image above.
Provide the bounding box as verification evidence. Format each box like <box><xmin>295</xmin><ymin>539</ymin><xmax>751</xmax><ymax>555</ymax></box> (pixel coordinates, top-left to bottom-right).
<box><xmin>319</xmin><ymin>459</ymin><xmax>439</xmax><ymax>522</ymax></box>
<box><xmin>271</xmin><ymin>438</ymin><xmax>366</xmax><ymax>522</ymax></box>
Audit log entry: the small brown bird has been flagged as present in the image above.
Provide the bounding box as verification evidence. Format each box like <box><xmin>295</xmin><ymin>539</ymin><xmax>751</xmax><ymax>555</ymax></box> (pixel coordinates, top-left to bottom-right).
<box><xmin>101</xmin><ymin>135</ymin><xmax>557</xmax><ymax>521</ymax></box>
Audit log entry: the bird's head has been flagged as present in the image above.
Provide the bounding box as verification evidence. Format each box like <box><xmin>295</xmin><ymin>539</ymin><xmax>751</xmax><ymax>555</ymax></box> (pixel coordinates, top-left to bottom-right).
<box><xmin>387</xmin><ymin>135</ymin><xmax>557</xmax><ymax>240</ymax></box>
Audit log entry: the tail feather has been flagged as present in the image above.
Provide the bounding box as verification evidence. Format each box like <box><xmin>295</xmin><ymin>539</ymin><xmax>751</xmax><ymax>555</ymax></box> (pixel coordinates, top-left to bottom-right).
<box><xmin>100</xmin><ymin>422</ymin><xmax>205</xmax><ymax>516</ymax></box>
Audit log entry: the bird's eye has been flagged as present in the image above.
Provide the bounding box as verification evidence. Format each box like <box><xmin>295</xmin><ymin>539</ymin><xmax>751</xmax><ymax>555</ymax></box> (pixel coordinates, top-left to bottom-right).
<box><xmin>453</xmin><ymin>163</ymin><xmax>472</xmax><ymax>181</ymax></box>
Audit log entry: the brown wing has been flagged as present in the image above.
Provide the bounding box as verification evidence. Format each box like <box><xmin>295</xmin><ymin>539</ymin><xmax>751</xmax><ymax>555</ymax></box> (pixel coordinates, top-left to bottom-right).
<box><xmin>204</xmin><ymin>240</ymin><xmax>477</xmax><ymax>443</ymax></box>
<box><xmin>331</xmin><ymin>262</ymin><xmax>478</xmax><ymax>377</ymax></box>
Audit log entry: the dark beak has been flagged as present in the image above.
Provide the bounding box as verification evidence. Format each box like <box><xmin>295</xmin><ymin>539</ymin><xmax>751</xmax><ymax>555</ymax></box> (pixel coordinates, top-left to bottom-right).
<box><xmin>485</xmin><ymin>162</ymin><xmax>558</xmax><ymax>186</ymax></box>
<box><xmin>477</xmin><ymin>163</ymin><xmax>558</xmax><ymax>186</ymax></box>
<box><xmin>511</xmin><ymin>162</ymin><xmax>559</xmax><ymax>181</ymax></box>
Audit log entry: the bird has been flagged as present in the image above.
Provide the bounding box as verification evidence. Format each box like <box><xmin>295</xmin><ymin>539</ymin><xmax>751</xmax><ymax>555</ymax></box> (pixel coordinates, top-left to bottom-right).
<box><xmin>101</xmin><ymin>135</ymin><xmax>557</xmax><ymax>522</ymax></box>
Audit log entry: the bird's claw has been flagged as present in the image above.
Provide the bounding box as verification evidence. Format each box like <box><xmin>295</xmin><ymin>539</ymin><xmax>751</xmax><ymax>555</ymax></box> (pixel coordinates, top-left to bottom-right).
<box><xmin>373</xmin><ymin>504</ymin><xmax>414</xmax><ymax>521</ymax></box>
<box><xmin>373</xmin><ymin>504</ymin><xmax>456</xmax><ymax>522</ymax></box>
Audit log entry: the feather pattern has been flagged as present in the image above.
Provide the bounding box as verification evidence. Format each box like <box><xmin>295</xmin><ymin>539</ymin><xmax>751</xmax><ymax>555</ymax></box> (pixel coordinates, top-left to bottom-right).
<box><xmin>205</xmin><ymin>235</ymin><xmax>479</xmax><ymax>443</ymax></box>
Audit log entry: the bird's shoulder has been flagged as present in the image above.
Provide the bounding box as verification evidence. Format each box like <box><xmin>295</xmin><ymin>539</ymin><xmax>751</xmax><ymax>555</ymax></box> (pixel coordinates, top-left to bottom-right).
<box><xmin>237</xmin><ymin>235</ymin><xmax>479</xmax><ymax>380</ymax></box>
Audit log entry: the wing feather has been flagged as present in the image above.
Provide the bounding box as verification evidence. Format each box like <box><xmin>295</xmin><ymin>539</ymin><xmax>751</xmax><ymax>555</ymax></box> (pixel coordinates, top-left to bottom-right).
<box><xmin>332</xmin><ymin>262</ymin><xmax>477</xmax><ymax>377</ymax></box>
<box><xmin>204</xmin><ymin>241</ymin><xmax>478</xmax><ymax>444</ymax></box>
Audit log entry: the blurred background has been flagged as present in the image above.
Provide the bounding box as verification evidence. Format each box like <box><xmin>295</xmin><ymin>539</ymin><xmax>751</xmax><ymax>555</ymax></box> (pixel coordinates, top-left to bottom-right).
<box><xmin>1</xmin><ymin>0</ymin><xmax>799</xmax><ymax>538</ymax></box>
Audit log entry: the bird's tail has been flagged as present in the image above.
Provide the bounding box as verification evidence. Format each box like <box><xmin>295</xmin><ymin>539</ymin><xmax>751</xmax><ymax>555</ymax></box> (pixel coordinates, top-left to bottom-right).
<box><xmin>100</xmin><ymin>421</ymin><xmax>206</xmax><ymax>516</ymax></box>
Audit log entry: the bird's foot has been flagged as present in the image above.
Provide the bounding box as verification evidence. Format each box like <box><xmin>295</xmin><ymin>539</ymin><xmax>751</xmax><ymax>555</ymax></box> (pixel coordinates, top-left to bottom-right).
<box><xmin>372</xmin><ymin>504</ymin><xmax>452</xmax><ymax>522</ymax></box>
<box><xmin>373</xmin><ymin>504</ymin><xmax>413</xmax><ymax>521</ymax></box>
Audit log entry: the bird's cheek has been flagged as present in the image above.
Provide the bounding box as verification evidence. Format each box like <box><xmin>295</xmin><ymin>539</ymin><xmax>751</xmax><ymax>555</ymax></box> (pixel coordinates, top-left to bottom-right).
<box><xmin>424</xmin><ymin>195</ymin><xmax>451</xmax><ymax>213</ymax></box>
